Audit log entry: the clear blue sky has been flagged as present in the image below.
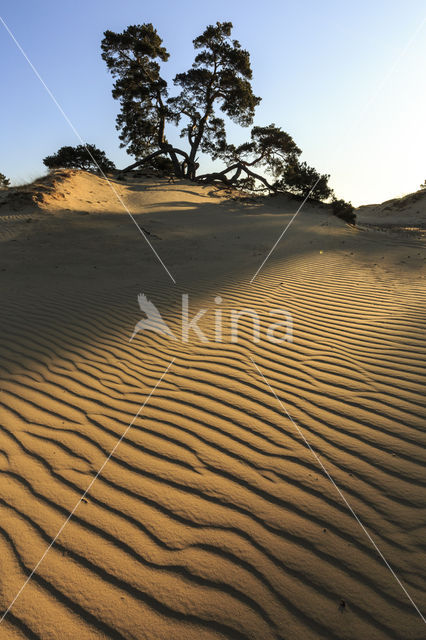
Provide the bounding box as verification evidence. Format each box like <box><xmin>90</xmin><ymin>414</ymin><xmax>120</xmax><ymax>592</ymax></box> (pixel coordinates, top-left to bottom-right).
<box><xmin>1</xmin><ymin>0</ymin><xmax>425</xmax><ymax>205</ymax></box>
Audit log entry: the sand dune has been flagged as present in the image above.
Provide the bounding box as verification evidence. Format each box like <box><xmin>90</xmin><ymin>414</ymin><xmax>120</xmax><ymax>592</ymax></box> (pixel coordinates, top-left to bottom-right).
<box><xmin>356</xmin><ymin>188</ymin><xmax>426</xmax><ymax>233</ymax></box>
<box><xmin>0</xmin><ymin>171</ymin><xmax>425</xmax><ymax>639</ymax></box>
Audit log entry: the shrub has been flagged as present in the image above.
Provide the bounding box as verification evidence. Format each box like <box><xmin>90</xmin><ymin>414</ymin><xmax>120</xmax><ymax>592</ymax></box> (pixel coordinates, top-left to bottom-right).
<box><xmin>148</xmin><ymin>156</ymin><xmax>175</xmax><ymax>175</ymax></box>
<box><xmin>331</xmin><ymin>197</ymin><xmax>356</xmax><ymax>224</ymax></box>
<box><xmin>276</xmin><ymin>158</ymin><xmax>332</xmax><ymax>201</ymax></box>
<box><xmin>43</xmin><ymin>144</ymin><xmax>115</xmax><ymax>173</ymax></box>
<box><xmin>0</xmin><ymin>173</ymin><xmax>10</xmax><ymax>189</ymax></box>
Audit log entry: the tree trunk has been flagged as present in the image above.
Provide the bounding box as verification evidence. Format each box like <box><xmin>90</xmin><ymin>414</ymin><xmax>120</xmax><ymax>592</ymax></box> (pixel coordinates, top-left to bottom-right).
<box><xmin>119</xmin><ymin>146</ymin><xmax>184</xmax><ymax>178</ymax></box>
<box><xmin>163</xmin><ymin>145</ymin><xmax>183</xmax><ymax>178</ymax></box>
<box><xmin>119</xmin><ymin>151</ymin><xmax>277</xmax><ymax>194</ymax></box>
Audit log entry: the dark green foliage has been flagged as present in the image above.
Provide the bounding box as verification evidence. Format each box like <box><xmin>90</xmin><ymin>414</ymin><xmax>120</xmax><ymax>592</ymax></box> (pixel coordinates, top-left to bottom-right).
<box><xmin>146</xmin><ymin>156</ymin><xmax>175</xmax><ymax>174</ymax></box>
<box><xmin>101</xmin><ymin>24</ymin><xmax>171</xmax><ymax>159</ymax></box>
<box><xmin>43</xmin><ymin>144</ymin><xmax>115</xmax><ymax>172</ymax></box>
<box><xmin>101</xmin><ymin>20</ymin><xmax>347</xmax><ymax>205</ymax></box>
<box><xmin>331</xmin><ymin>197</ymin><xmax>356</xmax><ymax>224</ymax></box>
<box><xmin>170</xmin><ymin>21</ymin><xmax>261</xmax><ymax>176</ymax></box>
<box><xmin>0</xmin><ymin>173</ymin><xmax>10</xmax><ymax>189</ymax></box>
<box><xmin>115</xmin><ymin>99</ymin><xmax>162</xmax><ymax>159</ymax></box>
<box><xmin>102</xmin><ymin>21</ymin><xmax>260</xmax><ymax>178</ymax></box>
<box><xmin>276</xmin><ymin>158</ymin><xmax>332</xmax><ymax>201</ymax></box>
<box><xmin>233</xmin><ymin>175</ymin><xmax>257</xmax><ymax>191</ymax></box>
<box><xmin>420</xmin><ymin>179</ymin><xmax>426</xmax><ymax>189</ymax></box>
<box><xmin>220</xmin><ymin>124</ymin><xmax>301</xmax><ymax>174</ymax></box>
<box><xmin>195</xmin><ymin>123</ymin><xmax>303</xmax><ymax>192</ymax></box>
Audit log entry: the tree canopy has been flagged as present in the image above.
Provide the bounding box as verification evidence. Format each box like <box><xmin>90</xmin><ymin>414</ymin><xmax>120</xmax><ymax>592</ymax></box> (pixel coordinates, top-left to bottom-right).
<box><xmin>0</xmin><ymin>173</ymin><xmax>10</xmax><ymax>189</ymax></box>
<box><xmin>275</xmin><ymin>158</ymin><xmax>332</xmax><ymax>201</ymax></box>
<box><xmin>102</xmin><ymin>21</ymin><xmax>262</xmax><ymax>181</ymax></box>
<box><xmin>43</xmin><ymin>144</ymin><xmax>115</xmax><ymax>173</ymax></box>
<box><xmin>101</xmin><ymin>21</ymin><xmax>349</xmax><ymax>207</ymax></box>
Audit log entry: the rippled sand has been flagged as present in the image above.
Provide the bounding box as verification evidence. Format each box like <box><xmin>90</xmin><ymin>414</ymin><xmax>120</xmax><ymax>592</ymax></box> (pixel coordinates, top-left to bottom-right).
<box><xmin>0</xmin><ymin>171</ymin><xmax>424</xmax><ymax>639</ymax></box>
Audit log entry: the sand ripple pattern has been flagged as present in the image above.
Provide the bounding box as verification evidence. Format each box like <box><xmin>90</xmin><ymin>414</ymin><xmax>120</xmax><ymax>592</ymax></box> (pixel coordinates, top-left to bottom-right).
<box><xmin>0</xmin><ymin>251</ymin><xmax>425</xmax><ymax>639</ymax></box>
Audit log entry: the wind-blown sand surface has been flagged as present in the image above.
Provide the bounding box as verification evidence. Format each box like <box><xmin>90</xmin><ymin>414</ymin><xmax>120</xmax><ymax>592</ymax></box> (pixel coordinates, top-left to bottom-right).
<box><xmin>357</xmin><ymin>188</ymin><xmax>426</xmax><ymax>233</ymax></box>
<box><xmin>0</xmin><ymin>170</ymin><xmax>425</xmax><ymax>639</ymax></box>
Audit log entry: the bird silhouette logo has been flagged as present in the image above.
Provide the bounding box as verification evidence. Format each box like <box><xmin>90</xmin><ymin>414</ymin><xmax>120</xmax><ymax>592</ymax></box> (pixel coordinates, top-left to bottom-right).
<box><xmin>130</xmin><ymin>294</ymin><xmax>176</xmax><ymax>341</ymax></box>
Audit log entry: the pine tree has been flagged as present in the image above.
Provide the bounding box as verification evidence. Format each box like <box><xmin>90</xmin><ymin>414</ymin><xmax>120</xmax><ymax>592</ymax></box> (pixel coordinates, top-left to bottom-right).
<box><xmin>101</xmin><ymin>22</ymin><xmax>263</xmax><ymax>181</ymax></box>
<box><xmin>102</xmin><ymin>21</ymin><xmax>336</xmax><ymax>201</ymax></box>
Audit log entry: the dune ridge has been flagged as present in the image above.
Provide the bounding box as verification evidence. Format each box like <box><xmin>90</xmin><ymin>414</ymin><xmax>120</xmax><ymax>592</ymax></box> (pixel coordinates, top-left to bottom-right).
<box><xmin>0</xmin><ymin>172</ymin><xmax>425</xmax><ymax>639</ymax></box>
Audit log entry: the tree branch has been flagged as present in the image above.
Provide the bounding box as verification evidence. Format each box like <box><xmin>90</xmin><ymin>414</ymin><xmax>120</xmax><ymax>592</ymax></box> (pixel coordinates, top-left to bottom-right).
<box><xmin>197</xmin><ymin>162</ymin><xmax>277</xmax><ymax>192</ymax></box>
<box><xmin>118</xmin><ymin>150</ymin><xmax>165</xmax><ymax>174</ymax></box>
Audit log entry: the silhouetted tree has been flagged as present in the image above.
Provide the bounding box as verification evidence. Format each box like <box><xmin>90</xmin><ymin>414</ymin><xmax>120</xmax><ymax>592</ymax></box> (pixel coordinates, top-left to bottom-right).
<box><xmin>275</xmin><ymin>158</ymin><xmax>332</xmax><ymax>200</ymax></box>
<box><xmin>148</xmin><ymin>156</ymin><xmax>175</xmax><ymax>174</ymax></box>
<box><xmin>331</xmin><ymin>197</ymin><xmax>356</xmax><ymax>224</ymax></box>
<box><xmin>169</xmin><ymin>22</ymin><xmax>261</xmax><ymax>179</ymax></box>
<box><xmin>101</xmin><ymin>21</ymin><xmax>339</xmax><ymax>202</ymax></box>
<box><xmin>102</xmin><ymin>22</ymin><xmax>263</xmax><ymax>181</ymax></box>
<box><xmin>420</xmin><ymin>179</ymin><xmax>426</xmax><ymax>189</ymax></box>
<box><xmin>197</xmin><ymin>124</ymin><xmax>301</xmax><ymax>191</ymax></box>
<box><xmin>0</xmin><ymin>173</ymin><xmax>10</xmax><ymax>189</ymax></box>
<box><xmin>43</xmin><ymin>144</ymin><xmax>115</xmax><ymax>173</ymax></box>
